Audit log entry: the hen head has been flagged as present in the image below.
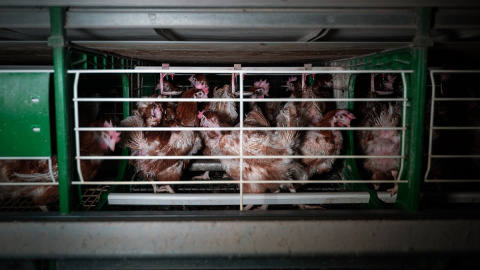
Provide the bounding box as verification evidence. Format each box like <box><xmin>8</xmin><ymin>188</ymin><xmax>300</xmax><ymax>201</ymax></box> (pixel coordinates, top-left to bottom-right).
<box><xmin>192</xmin><ymin>86</ymin><xmax>209</xmax><ymax>98</ymax></box>
<box><xmin>189</xmin><ymin>74</ymin><xmax>209</xmax><ymax>89</ymax></box>
<box><xmin>194</xmin><ymin>81</ymin><xmax>209</xmax><ymax>96</ymax></box>
<box><xmin>99</xmin><ymin>120</ymin><xmax>121</xmax><ymax>151</ymax></box>
<box><xmin>198</xmin><ymin>110</ymin><xmax>221</xmax><ymax>128</ymax></box>
<box><xmin>198</xmin><ymin>110</ymin><xmax>222</xmax><ymax>139</ymax></box>
<box><xmin>252</xmin><ymin>79</ymin><xmax>270</xmax><ymax>98</ymax></box>
<box><xmin>213</xmin><ymin>84</ymin><xmax>235</xmax><ymax>98</ymax></box>
<box><xmin>145</xmin><ymin>103</ymin><xmax>164</xmax><ymax>127</ymax></box>
<box><xmin>382</xmin><ymin>74</ymin><xmax>397</xmax><ymax>91</ymax></box>
<box><xmin>331</xmin><ymin>110</ymin><xmax>356</xmax><ymax>127</ymax></box>
<box><xmin>286</xmin><ymin>76</ymin><xmax>298</xmax><ymax>92</ymax></box>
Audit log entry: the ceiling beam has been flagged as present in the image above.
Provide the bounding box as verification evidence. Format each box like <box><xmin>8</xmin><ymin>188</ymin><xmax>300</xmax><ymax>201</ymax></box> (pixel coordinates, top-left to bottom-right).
<box><xmin>65</xmin><ymin>9</ymin><xmax>415</xmax><ymax>29</ymax></box>
<box><xmin>2</xmin><ymin>7</ymin><xmax>480</xmax><ymax>30</ymax></box>
<box><xmin>74</xmin><ymin>41</ymin><xmax>411</xmax><ymax>51</ymax></box>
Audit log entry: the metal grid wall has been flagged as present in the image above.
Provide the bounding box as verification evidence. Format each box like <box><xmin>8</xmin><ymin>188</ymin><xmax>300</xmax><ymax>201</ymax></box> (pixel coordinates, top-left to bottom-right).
<box><xmin>70</xmin><ymin>67</ymin><xmax>411</xmax><ymax>210</ymax></box>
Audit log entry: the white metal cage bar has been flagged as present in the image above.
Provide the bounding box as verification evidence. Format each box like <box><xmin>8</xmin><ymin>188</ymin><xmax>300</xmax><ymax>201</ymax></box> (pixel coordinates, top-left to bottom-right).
<box><xmin>107</xmin><ymin>191</ymin><xmax>397</xmax><ymax>206</ymax></box>
<box><xmin>424</xmin><ymin>70</ymin><xmax>480</xmax><ymax>183</ymax></box>
<box><xmin>69</xmin><ymin>67</ymin><xmax>411</xmax><ymax>208</ymax></box>
<box><xmin>0</xmin><ymin>157</ymin><xmax>57</xmax><ymax>185</ymax></box>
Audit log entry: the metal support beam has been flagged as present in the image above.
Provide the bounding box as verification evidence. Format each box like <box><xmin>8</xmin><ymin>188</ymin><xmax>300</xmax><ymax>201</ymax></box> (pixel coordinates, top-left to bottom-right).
<box><xmin>0</xmin><ymin>8</ymin><xmax>50</xmax><ymax>28</ymax></box>
<box><xmin>73</xmin><ymin>41</ymin><xmax>411</xmax><ymax>64</ymax></box>
<box><xmin>434</xmin><ymin>9</ymin><xmax>480</xmax><ymax>29</ymax></box>
<box><xmin>65</xmin><ymin>9</ymin><xmax>416</xmax><ymax>29</ymax></box>
<box><xmin>0</xmin><ymin>217</ymin><xmax>479</xmax><ymax>260</ymax></box>
<box><xmin>49</xmin><ymin>7</ymin><xmax>71</xmax><ymax>214</ymax></box>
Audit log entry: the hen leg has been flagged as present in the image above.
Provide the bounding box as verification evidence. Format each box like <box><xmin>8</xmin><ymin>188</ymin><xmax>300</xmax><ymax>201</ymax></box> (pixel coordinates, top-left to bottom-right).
<box><xmin>290</xmin><ymin>186</ymin><xmax>325</xmax><ymax>210</ymax></box>
<box><xmin>192</xmin><ymin>171</ymin><xmax>210</xmax><ymax>180</ymax></box>
<box><xmin>387</xmin><ymin>184</ymin><xmax>398</xmax><ymax>196</ymax></box>
<box><xmin>243</xmin><ymin>204</ymin><xmax>254</xmax><ymax>210</ymax></box>
<box><xmin>372</xmin><ymin>172</ymin><xmax>381</xmax><ymax>190</ymax></box>
<box><xmin>38</xmin><ymin>205</ymin><xmax>49</xmax><ymax>212</ymax></box>
<box><xmin>256</xmin><ymin>205</ymin><xmax>269</xmax><ymax>210</ymax></box>
<box><xmin>387</xmin><ymin>170</ymin><xmax>399</xmax><ymax>196</ymax></box>
<box><xmin>153</xmin><ymin>184</ymin><xmax>175</xmax><ymax>193</ymax></box>
<box><xmin>243</xmin><ymin>204</ymin><xmax>269</xmax><ymax>210</ymax></box>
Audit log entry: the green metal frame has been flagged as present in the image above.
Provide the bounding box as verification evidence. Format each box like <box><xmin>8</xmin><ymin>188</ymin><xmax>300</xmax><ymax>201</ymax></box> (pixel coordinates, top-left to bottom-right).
<box><xmin>396</xmin><ymin>8</ymin><xmax>431</xmax><ymax>211</ymax></box>
<box><xmin>49</xmin><ymin>7</ymin><xmax>72</xmax><ymax>214</ymax></box>
<box><xmin>341</xmin><ymin>48</ymin><xmax>415</xmax><ymax>210</ymax></box>
<box><xmin>46</xmin><ymin>12</ymin><xmax>147</xmax><ymax>212</ymax></box>
<box><xmin>45</xmin><ymin>6</ymin><xmax>431</xmax><ymax>213</ymax></box>
<box><xmin>63</xmin><ymin>48</ymin><xmax>149</xmax><ymax>211</ymax></box>
<box><xmin>339</xmin><ymin>8</ymin><xmax>431</xmax><ymax>211</ymax></box>
<box><xmin>342</xmin><ymin>49</ymin><xmax>425</xmax><ymax>210</ymax></box>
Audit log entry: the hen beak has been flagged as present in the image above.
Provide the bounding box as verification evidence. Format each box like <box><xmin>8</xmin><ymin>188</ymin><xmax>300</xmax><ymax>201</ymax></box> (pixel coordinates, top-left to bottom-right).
<box><xmin>108</xmin><ymin>140</ymin><xmax>116</xmax><ymax>151</ymax></box>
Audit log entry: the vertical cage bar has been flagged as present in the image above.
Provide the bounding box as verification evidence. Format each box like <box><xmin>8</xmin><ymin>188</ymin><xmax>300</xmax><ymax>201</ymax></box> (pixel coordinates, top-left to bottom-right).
<box><xmin>73</xmin><ymin>73</ymin><xmax>85</xmax><ymax>183</ymax></box>
<box><xmin>396</xmin><ymin>7</ymin><xmax>431</xmax><ymax>211</ymax></box>
<box><xmin>239</xmin><ymin>72</ymin><xmax>244</xmax><ymax>210</ymax></box>
<box><xmin>424</xmin><ymin>71</ymin><xmax>437</xmax><ymax>182</ymax></box>
<box><xmin>117</xmin><ymin>74</ymin><xmax>131</xmax><ymax>181</ymax></box>
<box><xmin>49</xmin><ymin>7</ymin><xmax>71</xmax><ymax>214</ymax></box>
<box><xmin>396</xmin><ymin>72</ymin><xmax>408</xmax><ymax>185</ymax></box>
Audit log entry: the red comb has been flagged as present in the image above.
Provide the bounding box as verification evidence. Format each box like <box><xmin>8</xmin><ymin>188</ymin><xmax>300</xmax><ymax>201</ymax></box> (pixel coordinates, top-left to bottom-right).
<box><xmin>103</xmin><ymin>120</ymin><xmax>121</xmax><ymax>142</ymax></box>
<box><xmin>197</xmin><ymin>110</ymin><xmax>205</xmax><ymax>119</ymax></box>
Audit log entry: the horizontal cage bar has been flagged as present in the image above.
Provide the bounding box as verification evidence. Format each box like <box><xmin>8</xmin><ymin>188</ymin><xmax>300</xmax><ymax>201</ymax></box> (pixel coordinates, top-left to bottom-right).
<box><xmin>108</xmin><ymin>192</ymin><xmax>397</xmax><ymax>206</ymax></box>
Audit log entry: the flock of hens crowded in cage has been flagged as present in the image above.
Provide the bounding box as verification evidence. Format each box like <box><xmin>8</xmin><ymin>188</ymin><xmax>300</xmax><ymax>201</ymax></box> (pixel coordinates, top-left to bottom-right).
<box><xmin>1</xmin><ymin>72</ymin><xmax>407</xmax><ymax>210</ymax></box>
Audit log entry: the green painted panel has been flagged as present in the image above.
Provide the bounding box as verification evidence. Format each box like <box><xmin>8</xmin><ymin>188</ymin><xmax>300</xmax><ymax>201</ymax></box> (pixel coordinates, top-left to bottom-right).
<box><xmin>0</xmin><ymin>73</ymin><xmax>51</xmax><ymax>157</ymax></box>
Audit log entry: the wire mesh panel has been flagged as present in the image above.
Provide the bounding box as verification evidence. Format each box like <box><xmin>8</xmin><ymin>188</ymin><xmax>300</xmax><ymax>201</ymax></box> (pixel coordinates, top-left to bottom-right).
<box><xmin>69</xmin><ymin>67</ymin><xmax>412</xmax><ymax>210</ymax></box>
<box><xmin>425</xmin><ymin>70</ymin><xmax>480</xmax><ymax>184</ymax></box>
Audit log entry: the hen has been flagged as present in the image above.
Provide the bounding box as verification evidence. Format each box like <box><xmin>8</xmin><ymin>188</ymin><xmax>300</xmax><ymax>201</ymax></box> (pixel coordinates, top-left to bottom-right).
<box><xmin>189</xmin><ymin>74</ymin><xmax>209</xmax><ymax>90</ymax></box>
<box><xmin>204</xmin><ymin>84</ymin><xmax>238</xmax><ymax>126</ymax></box>
<box><xmin>286</xmin><ymin>76</ymin><xmax>303</xmax><ymax>98</ymax></box>
<box><xmin>194</xmin><ymin>84</ymin><xmax>239</xmax><ymax>180</ymax></box>
<box><xmin>0</xmin><ymin>120</ymin><xmax>121</xmax><ymax>209</ymax></box>
<box><xmin>286</xmin><ymin>76</ymin><xmax>326</xmax><ymax>127</ymax></box>
<box><xmin>119</xmin><ymin>94</ymin><xmax>176</xmax><ymax>148</ymax></box>
<box><xmin>199</xmin><ymin>104</ymin><xmax>307</xmax><ymax>209</ymax></box>
<box><xmin>246</xmin><ymin>79</ymin><xmax>282</xmax><ymax>126</ymax></box>
<box><xmin>355</xmin><ymin>73</ymin><xmax>402</xmax><ymax>195</ymax></box>
<box><xmin>357</xmin><ymin>101</ymin><xmax>401</xmax><ymax>195</ymax></box>
<box><xmin>314</xmin><ymin>74</ymin><xmax>335</xmax><ymax>113</ymax></box>
<box><xmin>298</xmin><ymin>109</ymin><xmax>355</xmax><ymax>179</ymax></box>
<box><xmin>123</xmin><ymin>87</ymin><xmax>207</xmax><ymax>193</ymax></box>
<box><xmin>155</xmin><ymin>75</ymin><xmax>183</xmax><ymax>97</ymax></box>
